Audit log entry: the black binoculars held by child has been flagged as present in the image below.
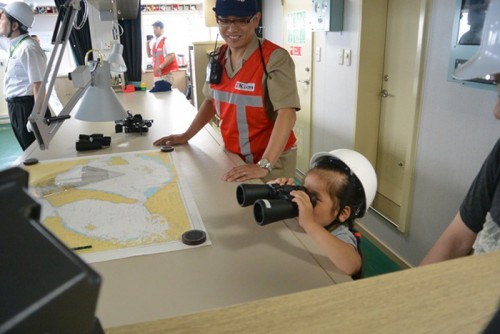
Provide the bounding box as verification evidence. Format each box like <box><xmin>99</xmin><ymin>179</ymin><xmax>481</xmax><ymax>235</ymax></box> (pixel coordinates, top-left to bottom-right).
<box><xmin>236</xmin><ymin>183</ymin><xmax>316</xmax><ymax>225</ymax></box>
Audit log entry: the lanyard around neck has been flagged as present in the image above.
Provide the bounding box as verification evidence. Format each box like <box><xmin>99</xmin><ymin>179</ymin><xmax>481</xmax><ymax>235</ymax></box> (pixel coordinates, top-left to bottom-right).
<box><xmin>9</xmin><ymin>35</ymin><xmax>30</xmax><ymax>58</ymax></box>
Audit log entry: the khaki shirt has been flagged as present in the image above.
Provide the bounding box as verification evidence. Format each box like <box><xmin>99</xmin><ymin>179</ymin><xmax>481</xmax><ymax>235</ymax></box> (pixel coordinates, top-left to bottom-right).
<box><xmin>203</xmin><ymin>36</ymin><xmax>301</xmax><ymax>114</ymax></box>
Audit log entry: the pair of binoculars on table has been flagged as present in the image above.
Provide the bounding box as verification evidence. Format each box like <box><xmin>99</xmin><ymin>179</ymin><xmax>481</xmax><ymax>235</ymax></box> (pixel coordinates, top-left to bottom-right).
<box><xmin>236</xmin><ymin>183</ymin><xmax>317</xmax><ymax>226</ymax></box>
<box><xmin>76</xmin><ymin>134</ymin><xmax>111</xmax><ymax>151</ymax></box>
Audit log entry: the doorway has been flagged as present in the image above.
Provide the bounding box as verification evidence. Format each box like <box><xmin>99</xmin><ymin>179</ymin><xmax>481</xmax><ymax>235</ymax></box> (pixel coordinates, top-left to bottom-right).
<box><xmin>282</xmin><ymin>0</ymin><xmax>314</xmax><ymax>177</ymax></box>
<box><xmin>355</xmin><ymin>0</ymin><xmax>429</xmax><ymax>232</ymax></box>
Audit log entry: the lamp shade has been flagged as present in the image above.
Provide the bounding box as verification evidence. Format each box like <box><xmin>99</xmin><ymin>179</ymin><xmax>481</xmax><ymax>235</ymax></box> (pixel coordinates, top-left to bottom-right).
<box><xmin>107</xmin><ymin>42</ymin><xmax>127</xmax><ymax>75</ymax></box>
<box><xmin>73</xmin><ymin>62</ymin><xmax>127</xmax><ymax>122</ymax></box>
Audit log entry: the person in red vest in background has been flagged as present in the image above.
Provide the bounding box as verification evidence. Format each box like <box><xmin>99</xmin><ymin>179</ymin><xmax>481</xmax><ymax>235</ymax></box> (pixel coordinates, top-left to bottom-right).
<box><xmin>146</xmin><ymin>21</ymin><xmax>178</xmax><ymax>85</ymax></box>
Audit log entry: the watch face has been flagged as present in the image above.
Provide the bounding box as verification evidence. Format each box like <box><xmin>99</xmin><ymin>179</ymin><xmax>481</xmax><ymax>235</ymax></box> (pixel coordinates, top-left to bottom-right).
<box><xmin>258</xmin><ymin>158</ymin><xmax>272</xmax><ymax>172</ymax></box>
<box><xmin>258</xmin><ymin>158</ymin><xmax>269</xmax><ymax>167</ymax></box>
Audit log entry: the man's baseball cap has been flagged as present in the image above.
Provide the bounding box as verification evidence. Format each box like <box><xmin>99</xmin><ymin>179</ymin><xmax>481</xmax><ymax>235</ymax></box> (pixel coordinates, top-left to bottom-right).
<box><xmin>152</xmin><ymin>21</ymin><xmax>164</xmax><ymax>29</ymax></box>
<box><xmin>213</xmin><ymin>0</ymin><xmax>259</xmax><ymax>17</ymax></box>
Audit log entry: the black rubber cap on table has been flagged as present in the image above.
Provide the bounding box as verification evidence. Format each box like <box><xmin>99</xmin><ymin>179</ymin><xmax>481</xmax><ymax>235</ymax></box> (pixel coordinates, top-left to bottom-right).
<box><xmin>181</xmin><ymin>229</ymin><xmax>207</xmax><ymax>246</ymax></box>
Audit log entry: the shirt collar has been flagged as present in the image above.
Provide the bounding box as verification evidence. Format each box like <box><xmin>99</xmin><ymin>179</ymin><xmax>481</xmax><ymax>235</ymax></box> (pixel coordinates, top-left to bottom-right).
<box><xmin>9</xmin><ymin>33</ymin><xmax>29</xmax><ymax>47</ymax></box>
<box><xmin>154</xmin><ymin>34</ymin><xmax>165</xmax><ymax>42</ymax></box>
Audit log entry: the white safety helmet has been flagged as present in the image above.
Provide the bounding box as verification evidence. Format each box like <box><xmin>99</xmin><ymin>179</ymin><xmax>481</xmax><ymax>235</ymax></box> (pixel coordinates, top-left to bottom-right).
<box><xmin>453</xmin><ymin>0</ymin><xmax>500</xmax><ymax>80</ymax></box>
<box><xmin>310</xmin><ymin>149</ymin><xmax>378</xmax><ymax>218</ymax></box>
<box><xmin>1</xmin><ymin>2</ymin><xmax>34</xmax><ymax>30</ymax></box>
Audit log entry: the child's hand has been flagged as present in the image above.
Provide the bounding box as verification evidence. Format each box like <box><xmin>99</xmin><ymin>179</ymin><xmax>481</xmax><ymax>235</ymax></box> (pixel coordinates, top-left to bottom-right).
<box><xmin>290</xmin><ymin>190</ymin><xmax>315</xmax><ymax>229</ymax></box>
<box><xmin>266</xmin><ymin>177</ymin><xmax>294</xmax><ymax>185</ymax></box>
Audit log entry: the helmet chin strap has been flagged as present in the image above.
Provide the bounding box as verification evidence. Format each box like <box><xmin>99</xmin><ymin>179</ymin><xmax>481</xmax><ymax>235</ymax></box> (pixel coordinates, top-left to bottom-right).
<box><xmin>324</xmin><ymin>207</ymin><xmax>345</xmax><ymax>232</ymax></box>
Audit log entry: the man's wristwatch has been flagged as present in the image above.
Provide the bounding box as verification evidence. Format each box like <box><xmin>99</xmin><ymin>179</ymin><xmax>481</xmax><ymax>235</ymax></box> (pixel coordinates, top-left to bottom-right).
<box><xmin>257</xmin><ymin>158</ymin><xmax>273</xmax><ymax>173</ymax></box>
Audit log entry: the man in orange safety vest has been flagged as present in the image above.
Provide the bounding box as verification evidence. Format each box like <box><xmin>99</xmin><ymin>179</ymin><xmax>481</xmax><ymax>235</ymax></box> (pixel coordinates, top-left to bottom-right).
<box><xmin>146</xmin><ymin>21</ymin><xmax>178</xmax><ymax>84</ymax></box>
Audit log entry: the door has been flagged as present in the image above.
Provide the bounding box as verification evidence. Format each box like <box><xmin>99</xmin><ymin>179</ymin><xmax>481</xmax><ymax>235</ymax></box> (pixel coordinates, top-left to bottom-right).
<box><xmin>282</xmin><ymin>0</ymin><xmax>313</xmax><ymax>177</ymax></box>
<box><xmin>356</xmin><ymin>0</ymin><xmax>428</xmax><ymax>232</ymax></box>
<box><xmin>374</xmin><ymin>0</ymin><xmax>424</xmax><ymax>224</ymax></box>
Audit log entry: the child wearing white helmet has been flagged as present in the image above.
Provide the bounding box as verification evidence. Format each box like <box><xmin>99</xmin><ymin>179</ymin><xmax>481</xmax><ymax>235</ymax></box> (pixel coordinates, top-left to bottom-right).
<box><xmin>269</xmin><ymin>149</ymin><xmax>377</xmax><ymax>278</ymax></box>
<box><xmin>421</xmin><ymin>0</ymin><xmax>500</xmax><ymax>265</ymax></box>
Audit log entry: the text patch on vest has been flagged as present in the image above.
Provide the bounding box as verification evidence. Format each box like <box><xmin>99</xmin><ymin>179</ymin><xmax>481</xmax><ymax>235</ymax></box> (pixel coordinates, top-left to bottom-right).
<box><xmin>235</xmin><ymin>81</ymin><xmax>255</xmax><ymax>92</ymax></box>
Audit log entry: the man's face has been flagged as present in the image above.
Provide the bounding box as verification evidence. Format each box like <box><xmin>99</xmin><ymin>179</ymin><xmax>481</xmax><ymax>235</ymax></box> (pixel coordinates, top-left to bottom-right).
<box><xmin>0</xmin><ymin>10</ymin><xmax>12</xmax><ymax>38</ymax></box>
<box><xmin>153</xmin><ymin>26</ymin><xmax>162</xmax><ymax>38</ymax></box>
<box><xmin>217</xmin><ymin>12</ymin><xmax>260</xmax><ymax>51</ymax></box>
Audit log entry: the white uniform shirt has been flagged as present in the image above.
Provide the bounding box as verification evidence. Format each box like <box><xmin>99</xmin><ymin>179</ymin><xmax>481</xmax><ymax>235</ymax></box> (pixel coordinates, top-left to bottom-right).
<box><xmin>2</xmin><ymin>34</ymin><xmax>47</xmax><ymax>99</ymax></box>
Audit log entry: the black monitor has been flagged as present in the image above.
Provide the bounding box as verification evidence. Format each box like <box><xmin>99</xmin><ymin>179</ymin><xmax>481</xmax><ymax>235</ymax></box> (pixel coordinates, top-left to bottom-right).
<box><xmin>0</xmin><ymin>167</ymin><xmax>103</xmax><ymax>334</ymax></box>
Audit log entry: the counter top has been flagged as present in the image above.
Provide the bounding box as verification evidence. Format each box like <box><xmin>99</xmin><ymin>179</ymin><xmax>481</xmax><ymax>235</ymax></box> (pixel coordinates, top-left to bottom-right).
<box><xmin>107</xmin><ymin>250</ymin><xmax>500</xmax><ymax>333</ymax></box>
<box><xmin>19</xmin><ymin>89</ymin><xmax>351</xmax><ymax>328</ymax></box>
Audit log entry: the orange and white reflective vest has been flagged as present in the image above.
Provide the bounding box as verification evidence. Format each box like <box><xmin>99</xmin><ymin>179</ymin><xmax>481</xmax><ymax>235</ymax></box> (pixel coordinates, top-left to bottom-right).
<box><xmin>152</xmin><ymin>36</ymin><xmax>178</xmax><ymax>77</ymax></box>
<box><xmin>210</xmin><ymin>40</ymin><xmax>296</xmax><ymax>164</ymax></box>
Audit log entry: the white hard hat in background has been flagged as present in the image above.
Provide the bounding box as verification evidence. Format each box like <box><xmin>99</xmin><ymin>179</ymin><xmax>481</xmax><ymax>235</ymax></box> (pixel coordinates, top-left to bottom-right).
<box><xmin>1</xmin><ymin>2</ymin><xmax>34</xmax><ymax>29</ymax></box>
<box><xmin>310</xmin><ymin>149</ymin><xmax>378</xmax><ymax>218</ymax></box>
<box><xmin>453</xmin><ymin>0</ymin><xmax>500</xmax><ymax>80</ymax></box>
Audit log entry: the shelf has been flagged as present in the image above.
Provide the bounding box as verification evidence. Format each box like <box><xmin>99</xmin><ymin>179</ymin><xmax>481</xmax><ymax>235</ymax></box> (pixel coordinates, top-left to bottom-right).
<box><xmin>35</xmin><ymin>6</ymin><xmax>58</xmax><ymax>15</ymax></box>
<box><xmin>140</xmin><ymin>4</ymin><xmax>198</xmax><ymax>12</ymax></box>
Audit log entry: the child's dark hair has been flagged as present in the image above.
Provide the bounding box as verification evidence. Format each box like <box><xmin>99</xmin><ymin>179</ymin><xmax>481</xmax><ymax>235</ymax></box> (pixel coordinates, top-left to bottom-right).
<box><xmin>310</xmin><ymin>157</ymin><xmax>367</xmax><ymax>226</ymax></box>
<box><xmin>308</xmin><ymin>159</ymin><xmax>367</xmax><ymax>279</ymax></box>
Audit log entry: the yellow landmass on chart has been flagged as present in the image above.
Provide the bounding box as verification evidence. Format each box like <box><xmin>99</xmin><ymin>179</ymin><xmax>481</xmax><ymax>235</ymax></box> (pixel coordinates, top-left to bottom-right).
<box><xmin>25</xmin><ymin>151</ymin><xmax>196</xmax><ymax>258</ymax></box>
<box><xmin>45</xmin><ymin>189</ymin><xmax>138</xmax><ymax>207</ymax></box>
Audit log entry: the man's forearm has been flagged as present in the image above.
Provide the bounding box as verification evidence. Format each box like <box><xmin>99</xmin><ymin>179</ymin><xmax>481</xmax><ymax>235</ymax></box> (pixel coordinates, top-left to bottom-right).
<box><xmin>183</xmin><ymin>98</ymin><xmax>216</xmax><ymax>139</ymax></box>
<box><xmin>420</xmin><ymin>213</ymin><xmax>477</xmax><ymax>265</ymax></box>
<box><xmin>262</xmin><ymin>108</ymin><xmax>296</xmax><ymax>164</ymax></box>
<box><xmin>32</xmin><ymin>82</ymin><xmax>46</xmax><ymax>114</ymax></box>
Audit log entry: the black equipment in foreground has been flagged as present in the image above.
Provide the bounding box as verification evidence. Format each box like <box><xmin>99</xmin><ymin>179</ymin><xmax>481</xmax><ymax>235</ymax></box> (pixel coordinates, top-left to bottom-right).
<box><xmin>0</xmin><ymin>167</ymin><xmax>103</xmax><ymax>334</ymax></box>
<box><xmin>76</xmin><ymin>133</ymin><xmax>111</xmax><ymax>151</ymax></box>
<box><xmin>236</xmin><ymin>183</ymin><xmax>317</xmax><ymax>225</ymax></box>
<box><xmin>115</xmin><ymin>111</ymin><xmax>153</xmax><ymax>134</ymax></box>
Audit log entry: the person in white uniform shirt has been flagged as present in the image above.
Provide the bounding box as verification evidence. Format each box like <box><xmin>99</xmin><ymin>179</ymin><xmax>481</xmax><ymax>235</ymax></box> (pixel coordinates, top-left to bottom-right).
<box><xmin>31</xmin><ymin>34</ymin><xmax>63</xmax><ymax>115</ymax></box>
<box><xmin>0</xmin><ymin>2</ymin><xmax>48</xmax><ymax>150</ymax></box>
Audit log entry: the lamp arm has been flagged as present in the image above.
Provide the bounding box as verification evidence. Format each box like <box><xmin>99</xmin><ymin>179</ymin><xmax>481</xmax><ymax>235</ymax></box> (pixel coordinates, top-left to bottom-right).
<box><xmin>30</xmin><ymin>79</ymin><xmax>90</xmax><ymax>151</ymax></box>
<box><xmin>29</xmin><ymin>0</ymin><xmax>82</xmax><ymax>150</ymax></box>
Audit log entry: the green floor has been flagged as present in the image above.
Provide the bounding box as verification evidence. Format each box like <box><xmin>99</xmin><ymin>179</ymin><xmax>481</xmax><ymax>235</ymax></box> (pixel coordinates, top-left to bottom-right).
<box><xmin>0</xmin><ymin>123</ymin><xmax>402</xmax><ymax>277</ymax></box>
<box><xmin>0</xmin><ymin>123</ymin><xmax>22</xmax><ymax>171</ymax></box>
<box><xmin>360</xmin><ymin>236</ymin><xmax>402</xmax><ymax>278</ymax></box>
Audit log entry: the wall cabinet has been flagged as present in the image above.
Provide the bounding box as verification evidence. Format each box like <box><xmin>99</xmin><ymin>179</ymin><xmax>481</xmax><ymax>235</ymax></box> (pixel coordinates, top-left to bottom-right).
<box><xmin>190</xmin><ymin>41</ymin><xmax>216</xmax><ymax>110</ymax></box>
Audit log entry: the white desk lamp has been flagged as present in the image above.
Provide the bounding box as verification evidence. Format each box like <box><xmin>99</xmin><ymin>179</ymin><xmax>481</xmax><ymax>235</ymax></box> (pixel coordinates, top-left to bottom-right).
<box><xmin>107</xmin><ymin>42</ymin><xmax>127</xmax><ymax>75</ymax></box>
<box><xmin>29</xmin><ymin>0</ymin><xmax>127</xmax><ymax>150</ymax></box>
<box><xmin>72</xmin><ymin>49</ymin><xmax>126</xmax><ymax>122</ymax></box>
<box><xmin>107</xmin><ymin>0</ymin><xmax>127</xmax><ymax>76</ymax></box>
